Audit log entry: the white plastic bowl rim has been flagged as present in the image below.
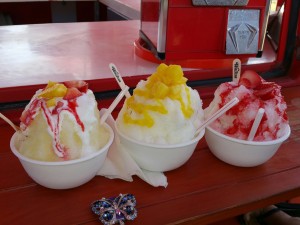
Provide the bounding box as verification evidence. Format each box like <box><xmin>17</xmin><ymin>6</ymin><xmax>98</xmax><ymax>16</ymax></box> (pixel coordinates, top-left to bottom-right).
<box><xmin>115</xmin><ymin>123</ymin><xmax>205</xmax><ymax>149</ymax></box>
<box><xmin>206</xmin><ymin>125</ymin><xmax>291</xmax><ymax>146</ymax></box>
<box><xmin>10</xmin><ymin>122</ymin><xmax>114</xmax><ymax>166</ymax></box>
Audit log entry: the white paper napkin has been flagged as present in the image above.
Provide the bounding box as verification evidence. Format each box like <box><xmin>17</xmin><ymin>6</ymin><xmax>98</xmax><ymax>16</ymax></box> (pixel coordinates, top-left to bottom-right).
<box><xmin>97</xmin><ymin>109</ymin><xmax>168</xmax><ymax>188</ymax></box>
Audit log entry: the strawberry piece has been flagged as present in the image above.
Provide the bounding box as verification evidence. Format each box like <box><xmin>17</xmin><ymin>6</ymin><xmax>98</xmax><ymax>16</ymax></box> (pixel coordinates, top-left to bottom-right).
<box><xmin>239</xmin><ymin>70</ymin><xmax>262</xmax><ymax>89</ymax></box>
<box><xmin>63</xmin><ymin>80</ymin><xmax>88</xmax><ymax>93</ymax></box>
<box><xmin>63</xmin><ymin>87</ymin><xmax>82</xmax><ymax>100</ymax></box>
<box><xmin>254</xmin><ymin>82</ymin><xmax>279</xmax><ymax>100</ymax></box>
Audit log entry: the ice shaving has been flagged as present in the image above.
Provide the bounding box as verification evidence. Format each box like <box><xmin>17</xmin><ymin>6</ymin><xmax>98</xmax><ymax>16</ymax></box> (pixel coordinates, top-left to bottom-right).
<box><xmin>205</xmin><ymin>70</ymin><xmax>289</xmax><ymax>141</ymax></box>
<box><xmin>116</xmin><ymin>63</ymin><xmax>204</xmax><ymax>144</ymax></box>
<box><xmin>15</xmin><ymin>80</ymin><xmax>110</xmax><ymax>161</ymax></box>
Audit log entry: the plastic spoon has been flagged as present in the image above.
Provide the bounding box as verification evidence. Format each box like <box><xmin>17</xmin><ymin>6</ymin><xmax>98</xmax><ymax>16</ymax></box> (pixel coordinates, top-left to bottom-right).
<box><xmin>195</xmin><ymin>97</ymin><xmax>239</xmax><ymax>136</ymax></box>
<box><xmin>109</xmin><ymin>63</ymin><xmax>131</xmax><ymax>98</ymax></box>
<box><xmin>0</xmin><ymin>112</ymin><xmax>20</xmax><ymax>132</ymax></box>
<box><xmin>100</xmin><ymin>85</ymin><xmax>130</xmax><ymax>125</ymax></box>
<box><xmin>232</xmin><ymin>58</ymin><xmax>241</xmax><ymax>84</ymax></box>
<box><xmin>247</xmin><ymin>108</ymin><xmax>265</xmax><ymax>141</ymax></box>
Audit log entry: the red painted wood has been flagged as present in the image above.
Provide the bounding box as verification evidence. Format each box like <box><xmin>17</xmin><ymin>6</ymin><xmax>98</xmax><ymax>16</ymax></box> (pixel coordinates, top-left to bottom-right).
<box><xmin>0</xmin><ymin>86</ymin><xmax>299</xmax><ymax>225</ymax></box>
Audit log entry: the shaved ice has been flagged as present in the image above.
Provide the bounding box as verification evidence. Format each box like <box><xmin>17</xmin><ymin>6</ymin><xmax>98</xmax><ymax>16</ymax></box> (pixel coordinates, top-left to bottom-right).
<box><xmin>116</xmin><ymin>63</ymin><xmax>204</xmax><ymax>144</ymax></box>
<box><xmin>16</xmin><ymin>80</ymin><xmax>110</xmax><ymax>161</ymax></box>
<box><xmin>205</xmin><ymin>70</ymin><xmax>289</xmax><ymax>141</ymax></box>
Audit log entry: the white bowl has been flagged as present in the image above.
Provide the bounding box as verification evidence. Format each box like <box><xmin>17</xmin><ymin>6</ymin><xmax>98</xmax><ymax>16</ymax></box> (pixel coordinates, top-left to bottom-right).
<box><xmin>205</xmin><ymin>125</ymin><xmax>291</xmax><ymax>167</ymax></box>
<box><xmin>115</xmin><ymin>125</ymin><xmax>205</xmax><ymax>172</ymax></box>
<box><xmin>10</xmin><ymin>123</ymin><xmax>114</xmax><ymax>189</ymax></box>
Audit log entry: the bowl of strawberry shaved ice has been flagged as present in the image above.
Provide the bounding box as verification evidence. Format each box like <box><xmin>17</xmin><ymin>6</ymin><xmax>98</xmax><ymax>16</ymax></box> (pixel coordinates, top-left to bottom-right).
<box><xmin>10</xmin><ymin>80</ymin><xmax>114</xmax><ymax>189</ymax></box>
<box><xmin>115</xmin><ymin>63</ymin><xmax>205</xmax><ymax>172</ymax></box>
<box><xmin>204</xmin><ymin>70</ymin><xmax>290</xmax><ymax>167</ymax></box>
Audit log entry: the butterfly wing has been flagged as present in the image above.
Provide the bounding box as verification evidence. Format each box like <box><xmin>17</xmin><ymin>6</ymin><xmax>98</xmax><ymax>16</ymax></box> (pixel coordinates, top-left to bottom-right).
<box><xmin>116</xmin><ymin>194</ymin><xmax>137</xmax><ymax>221</ymax></box>
<box><xmin>91</xmin><ymin>199</ymin><xmax>117</xmax><ymax>225</ymax></box>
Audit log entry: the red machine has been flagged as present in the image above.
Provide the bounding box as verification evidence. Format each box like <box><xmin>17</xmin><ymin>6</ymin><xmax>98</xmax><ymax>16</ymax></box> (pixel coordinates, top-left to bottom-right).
<box><xmin>139</xmin><ymin>0</ymin><xmax>272</xmax><ymax>61</ymax></box>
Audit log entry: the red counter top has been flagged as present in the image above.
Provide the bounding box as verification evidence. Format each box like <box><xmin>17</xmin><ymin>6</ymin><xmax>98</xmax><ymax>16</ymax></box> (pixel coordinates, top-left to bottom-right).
<box><xmin>0</xmin><ymin>20</ymin><xmax>288</xmax><ymax>104</ymax></box>
<box><xmin>0</xmin><ymin>21</ymin><xmax>159</xmax><ymax>103</ymax></box>
<box><xmin>0</xmin><ymin>21</ymin><xmax>156</xmax><ymax>91</ymax></box>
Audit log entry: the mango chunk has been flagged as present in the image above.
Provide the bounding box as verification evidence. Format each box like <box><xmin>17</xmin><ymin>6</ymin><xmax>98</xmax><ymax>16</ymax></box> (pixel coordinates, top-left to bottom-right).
<box><xmin>38</xmin><ymin>83</ymin><xmax>67</xmax><ymax>99</ymax></box>
<box><xmin>152</xmin><ymin>81</ymin><xmax>169</xmax><ymax>99</ymax></box>
<box><xmin>45</xmin><ymin>81</ymin><xmax>57</xmax><ymax>89</ymax></box>
<box><xmin>165</xmin><ymin>65</ymin><xmax>187</xmax><ymax>85</ymax></box>
<box><xmin>156</xmin><ymin>63</ymin><xmax>168</xmax><ymax>74</ymax></box>
<box><xmin>46</xmin><ymin>98</ymin><xmax>56</xmax><ymax>107</ymax></box>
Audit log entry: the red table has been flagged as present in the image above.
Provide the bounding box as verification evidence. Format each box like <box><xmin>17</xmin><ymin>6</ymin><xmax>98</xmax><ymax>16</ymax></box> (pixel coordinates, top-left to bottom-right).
<box><xmin>0</xmin><ymin>86</ymin><xmax>300</xmax><ymax>225</ymax></box>
<box><xmin>0</xmin><ymin>20</ymin><xmax>283</xmax><ymax>103</ymax></box>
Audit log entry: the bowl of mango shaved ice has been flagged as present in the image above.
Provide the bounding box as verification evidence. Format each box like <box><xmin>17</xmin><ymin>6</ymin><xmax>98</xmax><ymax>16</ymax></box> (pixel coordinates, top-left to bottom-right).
<box><xmin>204</xmin><ymin>70</ymin><xmax>290</xmax><ymax>167</ymax></box>
<box><xmin>115</xmin><ymin>63</ymin><xmax>205</xmax><ymax>172</ymax></box>
<box><xmin>10</xmin><ymin>80</ymin><xmax>114</xmax><ymax>189</ymax></box>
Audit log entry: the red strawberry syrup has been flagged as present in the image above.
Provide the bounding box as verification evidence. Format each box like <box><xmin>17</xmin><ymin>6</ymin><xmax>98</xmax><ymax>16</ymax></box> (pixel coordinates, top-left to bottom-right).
<box><xmin>20</xmin><ymin>97</ymin><xmax>84</xmax><ymax>159</ymax></box>
<box><xmin>216</xmin><ymin>80</ymin><xmax>287</xmax><ymax>141</ymax></box>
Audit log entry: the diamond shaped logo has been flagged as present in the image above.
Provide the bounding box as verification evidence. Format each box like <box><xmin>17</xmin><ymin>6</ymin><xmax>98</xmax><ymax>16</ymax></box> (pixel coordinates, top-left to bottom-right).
<box><xmin>226</xmin><ymin>9</ymin><xmax>260</xmax><ymax>54</ymax></box>
<box><xmin>228</xmin><ymin>22</ymin><xmax>258</xmax><ymax>52</ymax></box>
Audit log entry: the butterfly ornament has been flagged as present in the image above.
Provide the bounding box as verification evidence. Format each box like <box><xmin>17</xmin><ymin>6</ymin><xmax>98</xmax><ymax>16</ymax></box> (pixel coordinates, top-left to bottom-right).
<box><xmin>91</xmin><ymin>193</ymin><xmax>137</xmax><ymax>225</ymax></box>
